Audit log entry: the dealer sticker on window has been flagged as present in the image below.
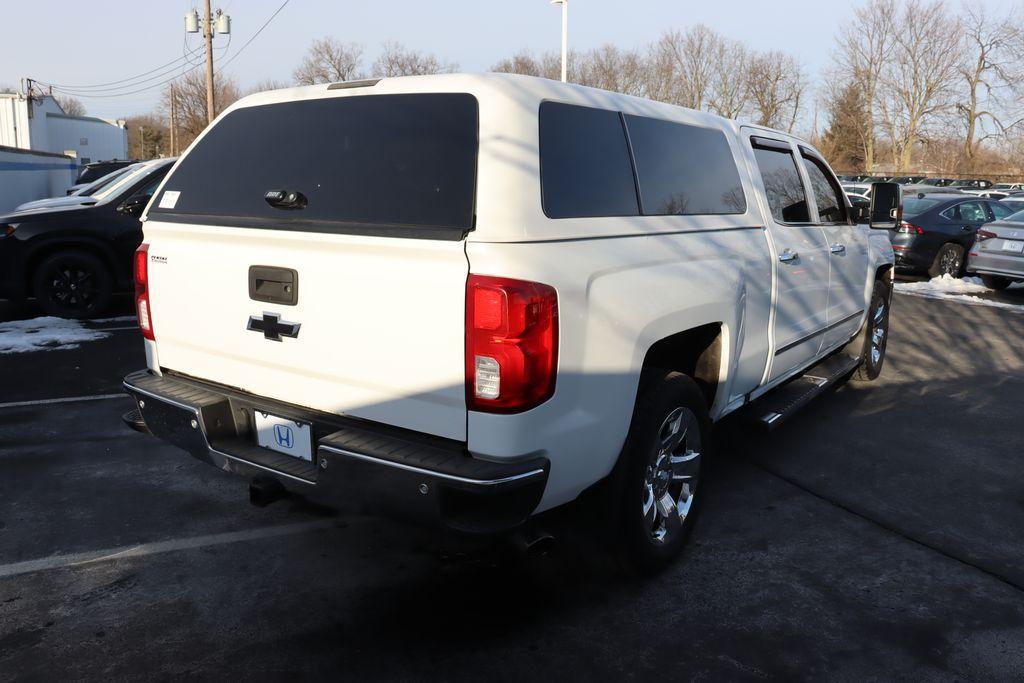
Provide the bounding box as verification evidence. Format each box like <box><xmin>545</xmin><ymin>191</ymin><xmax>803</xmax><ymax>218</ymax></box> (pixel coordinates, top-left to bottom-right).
<box><xmin>158</xmin><ymin>190</ymin><xmax>180</xmax><ymax>209</ymax></box>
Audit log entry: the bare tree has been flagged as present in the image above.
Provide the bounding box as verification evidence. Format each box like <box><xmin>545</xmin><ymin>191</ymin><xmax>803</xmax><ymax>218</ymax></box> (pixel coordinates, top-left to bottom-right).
<box><xmin>126</xmin><ymin>114</ymin><xmax>167</xmax><ymax>159</ymax></box>
<box><xmin>878</xmin><ymin>0</ymin><xmax>962</xmax><ymax>171</ymax></box>
<box><xmin>55</xmin><ymin>94</ymin><xmax>86</xmax><ymax>117</ymax></box>
<box><xmin>746</xmin><ymin>51</ymin><xmax>807</xmax><ymax>132</ymax></box>
<box><xmin>491</xmin><ymin>49</ymin><xmax>579</xmax><ymax>82</ymax></box>
<box><xmin>248</xmin><ymin>79</ymin><xmax>292</xmax><ymax>94</ymax></box>
<box><xmin>578</xmin><ymin>45</ymin><xmax>646</xmax><ymax>97</ymax></box>
<box><xmin>956</xmin><ymin>4</ymin><xmax>1024</xmax><ymax>171</ymax></box>
<box><xmin>162</xmin><ymin>69</ymin><xmax>241</xmax><ymax>150</ymax></box>
<box><xmin>293</xmin><ymin>37</ymin><xmax>365</xmax><ymax>85</ymax></box>
<box><xmin>834</xmin><ymin>0</ymin><xmax>897</xmax><ymax>172</ymax></box>
<box><xmin>706</xmin><ymin>40</ymin><xmax>751</xmax><ymax>119</ymax></box>
<box><xmin>647</xmin><ymin>26</ymin><xmax>720</xmax><ymax>109</ymax></box>
<box><xmin>370</xmin><ymin>41</ymin><xmax>457</xmax><ymax>77</ymax></box>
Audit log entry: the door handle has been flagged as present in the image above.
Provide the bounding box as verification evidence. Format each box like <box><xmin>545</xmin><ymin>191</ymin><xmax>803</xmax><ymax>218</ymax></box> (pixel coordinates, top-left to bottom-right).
<box><xmin>961</xmin><ymin>225</ymin><xmax>973</xmax><ymax>232</ymax></box>
<box><xmin>778</xmin><ymin>249</ymin><xmax>799</xmax><ymax>263</ymax></box>
<box><xmin>830</xmin><ymin>243</ymin><xmax>846</xmax><ymax>254</ymax></box>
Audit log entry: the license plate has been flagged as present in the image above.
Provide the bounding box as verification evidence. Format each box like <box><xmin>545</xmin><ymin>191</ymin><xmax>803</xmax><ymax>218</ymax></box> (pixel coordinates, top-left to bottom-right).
<box><xmin>255</xmin><ymin>411</ymin><xmax>313</xmax><ymax>461</ymax></box>
<box><xmin>1003</xmin><ymin>240</ymin><xmax>1024</xmax><ymax>253</ymax></box>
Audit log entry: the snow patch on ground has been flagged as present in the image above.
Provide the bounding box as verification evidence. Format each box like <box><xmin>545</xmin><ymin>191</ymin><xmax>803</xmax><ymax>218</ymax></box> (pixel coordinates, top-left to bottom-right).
<box><xmin>894</xmin><ymin>275</ymin><xmax>1024</xmax><ymax>312</ymax></box>
<box><xmin>0</xmin><ymin>317</ymin><xmax>112</xmax><ymax>354</ymax></box>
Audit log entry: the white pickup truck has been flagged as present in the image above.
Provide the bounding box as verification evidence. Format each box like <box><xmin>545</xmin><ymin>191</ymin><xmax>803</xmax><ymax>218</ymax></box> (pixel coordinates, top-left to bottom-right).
<box><xmin>123</xmin><ymin>74</ymin><xmax>897</xmax><ymax>572</ymax></box>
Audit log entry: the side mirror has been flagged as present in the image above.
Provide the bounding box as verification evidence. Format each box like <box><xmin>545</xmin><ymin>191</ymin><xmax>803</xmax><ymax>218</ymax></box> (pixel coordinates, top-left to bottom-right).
<box><xmin>118</xmin><ymin>195</ymin><xmax>149</xmax><ymax>217</ymax></box>
<box><xmin>869</xmin><ymin>182</ymin><xmax>901</xmax><ymax>229</ymax></box>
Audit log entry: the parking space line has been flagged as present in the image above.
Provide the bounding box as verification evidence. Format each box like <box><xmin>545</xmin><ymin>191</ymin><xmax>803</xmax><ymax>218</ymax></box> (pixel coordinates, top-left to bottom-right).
<box><xmin>0</xmin><ymin>394</ymin><xmax>127</xmax><ymax>409</ymax></box>
<box><xmin>0</xmin><ymin>520</ymin><xmax>339</xmax><ymax>579</ymax></box>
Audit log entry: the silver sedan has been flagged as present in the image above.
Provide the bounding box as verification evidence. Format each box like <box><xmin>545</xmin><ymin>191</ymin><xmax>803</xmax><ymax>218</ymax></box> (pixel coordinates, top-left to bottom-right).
<box><xmin>967</xmin><ymin>210</ymin><xmax>1024</xmax><ymax>289</ymax></box>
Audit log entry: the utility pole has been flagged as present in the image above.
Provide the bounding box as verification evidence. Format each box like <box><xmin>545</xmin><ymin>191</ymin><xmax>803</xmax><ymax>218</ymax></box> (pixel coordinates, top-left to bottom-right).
<box><xmin>185</xmin><ymin>4</ymin><xmax>230</xmax><ymax>126</ymax></box>
<box><xmin>169</xmin><ymin>84</ymin><xmax>177</xmax><ymax>156</ymax></box>
<box><xmin>203</xmin><ymin>0</ymin><xmax>215</xmax><ymax>124</ymax></box>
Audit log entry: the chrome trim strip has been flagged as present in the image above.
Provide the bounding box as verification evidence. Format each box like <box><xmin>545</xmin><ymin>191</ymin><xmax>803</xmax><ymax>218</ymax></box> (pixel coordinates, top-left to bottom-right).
<box><xmin>775</xmin><ymin>309</ymin><xmax>864</xmax><ymax>356</ymax></box>
<box><xmin>123</xmin><ymin>381</ymin><xmax>201</xmax><ymax>417</ymax></box>
<box><xmin>318</xmin><ymin>444</ymin><xmax>545</xmax><ymax>487</ymax></box>
<box><xmin>211</xmin><ymin>447</ymin><xmax>316</xmax><ymax>486</ymax></box>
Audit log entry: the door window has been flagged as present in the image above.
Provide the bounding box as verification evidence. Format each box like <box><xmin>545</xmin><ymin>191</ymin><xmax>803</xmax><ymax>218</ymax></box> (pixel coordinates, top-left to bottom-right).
<box><xmin>990</xmin><ymin>202</ymin><xmax>1015</xmax><ymax>220</ymax></box>
<box><xmin>751</xmin><ymin>142</ymin><xmax>811</xmax><ymax>224</ymax></box>
<box><xmin>800</xmin><ymin>154</ymin><xmax>848</xmax><ymax>224</ymax></box>
<box><xmin>958</xmin><ymin>201</ymin><xmax>988</xmax><ymax>223</ymax></box>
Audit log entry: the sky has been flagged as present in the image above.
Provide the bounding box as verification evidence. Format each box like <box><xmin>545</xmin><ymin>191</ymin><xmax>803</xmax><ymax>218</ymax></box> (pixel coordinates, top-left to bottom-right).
<box><xmin>0</xmin><ymin>0</ymin><xmax>994</xmax><ymax>120</ymax></box>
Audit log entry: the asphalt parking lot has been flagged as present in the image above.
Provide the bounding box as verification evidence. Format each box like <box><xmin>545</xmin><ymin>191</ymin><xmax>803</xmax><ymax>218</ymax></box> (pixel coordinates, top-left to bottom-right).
<box><xmin>1</xmin><ymin>292</ymin><xmax>1023</xmax><ymax>680</ymax></box>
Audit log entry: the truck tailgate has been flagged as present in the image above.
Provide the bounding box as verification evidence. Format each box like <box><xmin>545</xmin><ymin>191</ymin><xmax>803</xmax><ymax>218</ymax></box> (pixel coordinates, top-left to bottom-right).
<box><xmin>144</xmin><ymin>221</ymin><xmax>469</xmax><ymax>440</ymax></box>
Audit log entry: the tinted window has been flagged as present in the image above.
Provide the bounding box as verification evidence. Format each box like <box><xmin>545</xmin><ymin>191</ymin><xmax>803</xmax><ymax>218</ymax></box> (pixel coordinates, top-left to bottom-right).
<box><xmin>751</xmin><ymin>144</ymin><xmax>810</xmax><ymax>223</ymax></box>
<box><xmin>904</xmin><ymin>197</ymin><xmax>943</xmax><ymax>216</ymax></box>
<box><xmin>624</xmin><ymin>115</ymin><xmax>746</xmax><ymax>215</ymax></box>
<box><xmin>151</xmin><ymin>94</ymin><xmax>478</xmax><ymax>233</ymax></box>
<box><xmin>801</xmin><ymin>155</ymin><xmax>847</xmax><ymax>224</ymax></box>
<box><xmin>539</xmin><ymin>102</ymin><xmax>639</xmax><ymax>218</ymax></box>
<box><xmin>958</xmin><ymin>201</ymin><xmax>988</xmax><ymax>222</ymax></box>
<box><xmin>1005</xmin><ymin>209</ymin><xmax>1024</xmax><ymax>223</ymax></box>
<box><xmin>990</xmin><ymin>202</ymin><xmax>1014</xmax><ymax>219</ymax></box>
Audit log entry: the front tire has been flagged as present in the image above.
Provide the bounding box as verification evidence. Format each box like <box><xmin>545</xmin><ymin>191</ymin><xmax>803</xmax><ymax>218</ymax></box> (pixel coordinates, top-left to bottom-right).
<box><xmin>852</xmin><ymin>280</ymin><xmax>890</xmax><ymax>382</ymax></box>
<box><xmin>980</xmin><ymin>274</ymin><xmax>1012</xmax><ymax>291</ymax></box>
<box><xmin>31</xmin><ymin>250</ymin><xmax>113</xmax><ymax>319</ymax></box>
<box><xmin>606</xmin><ymin>372</ymin><xmax>710</xmax><ymax>574</ymax></box>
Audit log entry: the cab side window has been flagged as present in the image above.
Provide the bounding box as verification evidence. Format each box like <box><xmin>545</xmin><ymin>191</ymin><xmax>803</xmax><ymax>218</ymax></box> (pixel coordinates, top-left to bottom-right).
<box><xmin>751</xmin><ymin>141</ymin><xmax>811</xmax><ymax>224</ymax></box>
<box><xmin>801</xmin><ymin>154</ymin><xmax>848</xmax><ymax>224</ymax></box>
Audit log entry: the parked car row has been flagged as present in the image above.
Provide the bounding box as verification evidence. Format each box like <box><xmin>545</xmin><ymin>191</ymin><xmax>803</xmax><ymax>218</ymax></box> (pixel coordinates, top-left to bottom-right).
<box><xmin>0</xmin><ymin>158</ymin><xmax>175</xmax><ymax>317</ymax></box>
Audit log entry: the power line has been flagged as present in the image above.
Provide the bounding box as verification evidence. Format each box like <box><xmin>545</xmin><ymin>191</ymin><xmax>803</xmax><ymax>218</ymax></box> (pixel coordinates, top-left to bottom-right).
<box><xmin>33</xmin><ymin>52</ymin><xmax>198</xmax><ymax>90</ymax></box>
<box><xmin>216</xmin><ymin>0</ymin><xmax>290</xmax><ymax>73</ymax></box>
<box><xmin>37</xmin><ymin>46</ymin><xmax>207</xmax><ymax>96</ymax></box>
<box><xmin>46</xmin><ymin>58</ymin><xmax>205</xmax><ymax>99</ymax></box>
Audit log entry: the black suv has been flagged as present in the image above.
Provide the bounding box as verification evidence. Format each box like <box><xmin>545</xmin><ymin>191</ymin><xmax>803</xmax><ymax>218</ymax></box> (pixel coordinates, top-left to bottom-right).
<box><xmin>76</xmin><ymin>160</ymin><xmax>138</xmax><ymax>185</ymax></box>
<box><xmin>0</xmin><ymin>159</ymin><xmax>174</xmax><ymax>318</ymax></box>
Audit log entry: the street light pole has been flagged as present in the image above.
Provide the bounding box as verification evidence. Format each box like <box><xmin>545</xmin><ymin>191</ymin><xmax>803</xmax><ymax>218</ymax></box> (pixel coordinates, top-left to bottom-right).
<box><xmin>551</xmin><ymin>0</ymin><xmax>568</xmax><ymax>83</ymax></box>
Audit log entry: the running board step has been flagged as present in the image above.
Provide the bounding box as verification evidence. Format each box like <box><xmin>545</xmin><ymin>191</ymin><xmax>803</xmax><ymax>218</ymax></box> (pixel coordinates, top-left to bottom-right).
<box><xmin>754</xmin><ymin>353</ymin><xmax>861</xmax><ymax>431</ymax></box>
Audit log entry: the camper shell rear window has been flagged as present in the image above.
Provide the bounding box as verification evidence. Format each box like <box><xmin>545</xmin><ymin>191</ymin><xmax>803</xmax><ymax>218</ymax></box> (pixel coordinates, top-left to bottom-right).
<box><xmin>150</xmin><ymin>93</ymin><xmax>479</xmax><ymax>240</ymax></box>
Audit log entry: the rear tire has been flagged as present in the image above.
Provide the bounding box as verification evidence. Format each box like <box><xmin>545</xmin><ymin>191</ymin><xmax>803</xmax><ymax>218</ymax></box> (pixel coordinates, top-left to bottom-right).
<box><xmin>852</xmin><ymin>280</ymin><xmax>890</xmax><ymax>382</ymax></box>
<box><xmin>928</xmin><ymin>243</ymin><xmax>965</xmax><ymax>279</ymax></box>
<box><xmin>605</xmin><ymin>372</ymin><xmax>710</xmax><ymax>575</ymax></box>
<box><xmin>980</xmin><ymin>274</ymin><xmax>1012</xmax><ymax>291</ymax></box>
<box><xmin>31</xmin><ymin>250</ymin><xmax>113</xmax><ymax>319</ymax></box>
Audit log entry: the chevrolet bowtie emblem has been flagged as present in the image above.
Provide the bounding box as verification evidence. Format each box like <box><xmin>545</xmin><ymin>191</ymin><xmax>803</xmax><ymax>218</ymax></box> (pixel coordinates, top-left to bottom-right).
<box><xmin>247</xmin><ymin>312</ymin><xmax>301</xmax><ymax>342</ymax></box>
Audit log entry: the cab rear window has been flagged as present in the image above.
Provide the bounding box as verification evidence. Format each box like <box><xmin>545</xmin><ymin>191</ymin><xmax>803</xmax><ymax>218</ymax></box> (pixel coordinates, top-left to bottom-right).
<box><xmin>150</xmin><ymin>94</ymin><xmax>479</xmax><ymax>239</ymax></box>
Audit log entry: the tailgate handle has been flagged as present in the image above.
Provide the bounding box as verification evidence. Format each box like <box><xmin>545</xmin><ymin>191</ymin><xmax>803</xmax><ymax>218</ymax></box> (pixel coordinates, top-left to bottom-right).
<box><xmin>249</xmin><ymin>265</ymin><xmax>298</xmax><ymax>306</ymax></box>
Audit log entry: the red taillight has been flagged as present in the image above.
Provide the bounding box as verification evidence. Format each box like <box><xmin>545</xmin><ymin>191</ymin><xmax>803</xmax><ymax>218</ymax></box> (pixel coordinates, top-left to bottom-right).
<box><xmin>976</xmin><ymin>229</ymin><xmax>998</xmax><ymax>241</ymax></box>
<box><xmin>466</xmin><ymin>274</ymin><xmax>558</xmax><ymax>413</ymax></box>
<box><xmin>134</xmin><ymin>243</ymin><xmax>154</xmax><ymax>341</ymax></box>
<box><xmin>899</xmin><ymin>221</ymin><xmax>924</xmax><ymax>235</ymax></box>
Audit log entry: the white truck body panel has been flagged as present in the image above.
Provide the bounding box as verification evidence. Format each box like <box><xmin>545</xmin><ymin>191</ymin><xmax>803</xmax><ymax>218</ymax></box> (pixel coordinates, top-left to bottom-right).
<box><xmin>138</xmin><ymin>73</ymin><xmax>895</xmax><ymax>514</ymax></box>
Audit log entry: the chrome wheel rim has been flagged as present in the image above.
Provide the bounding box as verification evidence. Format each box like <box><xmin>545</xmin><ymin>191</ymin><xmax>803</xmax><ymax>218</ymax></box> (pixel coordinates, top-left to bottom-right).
<box><xmin>869</xmin><ymin>298</ymin><xmax>887</xmax><ymax>366</ymax></box>
<box><xmin>940</xmin><ymin>249</ymin><xmax>960</xmax><ymax>275</ymax></box>
<box><xmin>642</xmin><ymin>407</ymin><xmax>701</xmax><ymax>544</ymax></box>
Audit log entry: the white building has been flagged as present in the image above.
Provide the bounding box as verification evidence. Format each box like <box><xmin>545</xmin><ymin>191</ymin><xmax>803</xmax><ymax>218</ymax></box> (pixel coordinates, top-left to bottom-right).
<box><xmin>0</xmin><ymin>92</ymin><xmax>128</xmax><ymax>165</ymax></box>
